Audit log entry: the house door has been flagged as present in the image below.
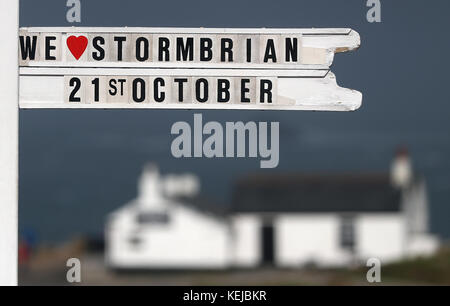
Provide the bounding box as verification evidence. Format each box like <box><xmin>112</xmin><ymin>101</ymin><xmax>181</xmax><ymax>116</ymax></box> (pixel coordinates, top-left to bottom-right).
<box><xmin>261</xmin><ymin>224</ymin><xmax>275</xmax><ymax>265</ymax></box>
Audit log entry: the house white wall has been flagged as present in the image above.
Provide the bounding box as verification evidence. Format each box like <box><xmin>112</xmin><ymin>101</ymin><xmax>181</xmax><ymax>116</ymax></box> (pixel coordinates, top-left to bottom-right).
<box><xmin>275</xmin><ymin>214</ymin><xmax>351</xmax><ymax>267</ymax></box>
<box><xmin>108</xmin><ymin>207</ymin><xmax>432</xmax><ymax>269</ymax></box>
<box><xmin>230</xmin><ymin>215</ymin><xmax>262</xmax><ymax>267</ymax></box>
<box><xmin>355</xmin><ymin>214</ymin><xmax>406</xmax><ymax>262</ymax></box>
<box><xmin>262</xmin><ymin>213</ymin><xmax>407</xmax><ymax>267</ymax></box>
<box><xmin>403</xmin><ymin>179</ymin><xmax>429</xmax><ymax>234</ymax></box>
<box><xmin>106</xmin><ymin>202</ymin><xmax>230</xmax><ymax>269</ymax></box>
<box><xmin>406</xmin><ymin>234</ymin><xmax>439</xmax><ymax>257</ymax></box>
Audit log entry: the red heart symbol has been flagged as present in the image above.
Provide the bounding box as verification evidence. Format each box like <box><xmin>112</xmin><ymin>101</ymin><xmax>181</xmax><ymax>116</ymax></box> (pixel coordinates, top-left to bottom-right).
<box><xmin>66</xmin><ymin>35</ymin><xmax>88</xmax><ymax>60</ymax></box>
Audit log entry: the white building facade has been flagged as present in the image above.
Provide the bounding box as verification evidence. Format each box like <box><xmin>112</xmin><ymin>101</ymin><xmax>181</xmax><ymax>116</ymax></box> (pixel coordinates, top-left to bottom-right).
<box><xmin>106</xmin><ymin>155</ymin><xmax>438</xmax><ymax>270</ymax></box>
<box><xmin>106</xmin><ymin>164</ymin><xmax>231</xmax><ymax>269</ymax></box>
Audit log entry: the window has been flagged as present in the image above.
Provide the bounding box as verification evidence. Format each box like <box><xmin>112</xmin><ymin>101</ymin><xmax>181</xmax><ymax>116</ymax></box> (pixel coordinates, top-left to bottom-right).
<box><xmin>136</xmin><ymin>211</ymin><xmax>170</xmax><ymax>225</ymax></box>
<box><xmin>340</xmin><ymin>216</ymin><xmax>355</xmax><ymax>251</ymax></box>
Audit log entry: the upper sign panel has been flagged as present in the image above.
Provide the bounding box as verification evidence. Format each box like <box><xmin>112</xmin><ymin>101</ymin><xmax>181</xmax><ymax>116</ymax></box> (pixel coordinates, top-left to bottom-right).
<box><xmin>19</xmin><ymin>27</ymin><xmax>360</xmax><ymax>69</ymax></box>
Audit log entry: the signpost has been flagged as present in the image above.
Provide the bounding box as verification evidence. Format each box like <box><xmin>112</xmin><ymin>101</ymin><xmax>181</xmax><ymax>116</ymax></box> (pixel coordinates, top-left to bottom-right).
<box><xmin>1</xmin><ymin>18</ymin><xmax>362</xmax><ymax>285</ymax></box>
<box><xmin>0</xmin><ymin>0</ymin><xmax>19</xmax><ymax>286</ymax></box>
<box><xmin>19</xmin><ymin>27</ymin><xmax>362</xmax><ymax>111</ymax></box>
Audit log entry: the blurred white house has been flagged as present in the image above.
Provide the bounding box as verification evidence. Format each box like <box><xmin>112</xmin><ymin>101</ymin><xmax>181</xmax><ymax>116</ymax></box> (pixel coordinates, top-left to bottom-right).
<box><xmin>105</xmin><ymin>151</ymin><xmax>438</xmax><ymax>269</ymax></box>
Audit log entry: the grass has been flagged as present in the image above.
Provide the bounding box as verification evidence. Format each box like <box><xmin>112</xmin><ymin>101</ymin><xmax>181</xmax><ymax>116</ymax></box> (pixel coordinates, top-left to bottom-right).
<box><xmin>379</xmin><ymin>247</ymin><xmax>450</xmax><ymax>285</ymax></box>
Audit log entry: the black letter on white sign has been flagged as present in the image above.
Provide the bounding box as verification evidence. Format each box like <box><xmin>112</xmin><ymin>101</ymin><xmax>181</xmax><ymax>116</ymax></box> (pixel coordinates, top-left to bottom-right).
<box><xmin>159</xmin><ymin>37</ymin><xmax>170</xmax><ymax>61</ymax></box>
<box><xmin>91</xmin><ymin>78</ymin><xmax>100</xmax><ymax>102</ymax></box>
<box><xmin>200</xmin><ymin>38</ymin><xmax>213</xmax><ymax>61</ymax></box>
<box><xmin>263</xmin><ymin>39</ymin><xmax>277</xmax><ymax>63</ymax></box>
<box><xmin>241</xmin><ymin>79</ymin><xmax>251</xmax><ymax>103</ymax></box>
<box><xmin>195</xmin><ymin>79</ymin><xmax>209</xmax><ymax>103</ymax></box>
<box><xmin>221</xmin><ymin>38</ymin><xmax>233</xmax><ymax>62</ymax></box>
<box><xmin>132</xmin><ymin>78</ymin><xmax>146</xmax><ymax>102</ymax></box>
<box><xmin>114</xmin><ymin>37</ymin><xmax>127</xmax><ymax>61</ymax></box>
<box><xmin>217</xmin><ymin>79</ymin><xmax>230</xmax><ymax>103</ymax></box>
<box><xmin>174</xmin><ymin>78</ymin><xmax>188</xmax><ymax>102</ymax></box>
<box><xmin>246</xmin><ymin>38</ymin><xmax>252</xmax><ymax>63</ymax></box>
<box><xmin>19</xmin><ymin>36</ymin><xmax>38</xmax><ymax>60</ymax></box>
<box><xmin>136</xmin><ymin>37</ymin><xmax>149</xmax><ymax>62</ymax></box>
<box><xmin>69</xmin><ymin>77</ymin><xmax>81</xmax><ymax>102</ymax></box>
<box><xmin>109</xmin><ymin>79</ymin><xmax>117</xmax><ymax>95</ymax></box>
<box><xmin>176</xmin><ymin>37</ymin><xmax>194</xmax><ymax>61</ymax></box>
<box><xmin>45</xmin><ymin>36</ymin><xmax>57</xmax><ymax>60</ymax></box>
<box><xmin>285</xmin><ymin>38</ymin><xmax>298</xmax><ymax>62</ymax></box>
<box><xmin>260</xmin><ymin>80</ymin><xmax>273</xmax><ymax>103</ymax></box>
<box><xmin>154</xmin><ymin>78</ymin><xmax>165</xmax><ymax>102</ymax></box>
<box><xmin>92</xmin><ymin>37</ymin><xmax>105</xmax><ymax>61</ymax></box>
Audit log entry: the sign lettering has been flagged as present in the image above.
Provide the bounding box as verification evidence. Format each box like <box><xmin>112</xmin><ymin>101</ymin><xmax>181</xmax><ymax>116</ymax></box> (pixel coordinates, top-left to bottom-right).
<box><xmin>64</xmin><ymin>76</ymin><xmax>277</xmax><ymax>105</ymax></box>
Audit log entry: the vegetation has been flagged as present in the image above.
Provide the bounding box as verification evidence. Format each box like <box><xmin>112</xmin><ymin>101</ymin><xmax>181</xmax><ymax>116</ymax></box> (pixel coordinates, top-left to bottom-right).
<box><xmin>380</xmin><ymin>247</ymin><xmax>450</xmax><ymax>285</ymax></box>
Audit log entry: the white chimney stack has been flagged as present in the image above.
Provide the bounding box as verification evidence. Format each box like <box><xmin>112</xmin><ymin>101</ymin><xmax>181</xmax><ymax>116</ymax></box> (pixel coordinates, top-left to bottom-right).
<box><xmin>137</xmin><ymin>163</ymin><xmax>165</xmax><ymax>209</ymax></box>
<box><xmin>136</xmin><ymin>163</ymin><xmax>201</xmax><ymax>209</ymax></box>
<box><xmin>391</xmin><ymin>147</ymin><xmax>413</xmax><ymax>189</ymax></box>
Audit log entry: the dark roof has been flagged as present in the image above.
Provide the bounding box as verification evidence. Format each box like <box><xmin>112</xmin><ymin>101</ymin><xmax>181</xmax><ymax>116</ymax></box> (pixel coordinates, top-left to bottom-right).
<box><xmin>175</xmin><ymin>195</ymin><xmax>229</xmax><ymax>217</ymax></box>
<box><xmin>232</xmin><ymin>173</ymin><xmax>402</xmax><ymax>214</ymax></box>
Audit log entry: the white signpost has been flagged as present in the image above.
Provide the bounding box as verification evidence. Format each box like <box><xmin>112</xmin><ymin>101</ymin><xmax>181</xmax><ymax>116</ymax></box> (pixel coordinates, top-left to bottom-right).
<box><xmin>1</xmin><ymin>5</ymin><xmax>362</xmax><ymax>285</ymax></box>
<box><xmin>19</xmin><ymin>27</ymin><xmax>362</xmax><ymax>111</ymax></box>
<box><xmin>0</xmin><ymin>0</ymin><xmax>19</xmax><ymax>286</ymax></box>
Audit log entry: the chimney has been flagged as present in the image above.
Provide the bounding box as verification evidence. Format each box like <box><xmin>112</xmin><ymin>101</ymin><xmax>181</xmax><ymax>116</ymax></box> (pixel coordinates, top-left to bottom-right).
<box><xmin>390</xmin><ymin>146</ymin><xmax>413</xmax><ymax>189</ymax></box>
<box><xmin>137</xmin><ymin>163</ymin><xmax>165</xmax><ymax>209</ymax></box>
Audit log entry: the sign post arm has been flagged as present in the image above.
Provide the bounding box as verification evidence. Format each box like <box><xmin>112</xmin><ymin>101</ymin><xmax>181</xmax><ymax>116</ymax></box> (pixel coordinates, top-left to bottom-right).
<box><xmin>0</xmin><ymin>0</ymin><xmax>19</xmax><ymax>286</ymax></box>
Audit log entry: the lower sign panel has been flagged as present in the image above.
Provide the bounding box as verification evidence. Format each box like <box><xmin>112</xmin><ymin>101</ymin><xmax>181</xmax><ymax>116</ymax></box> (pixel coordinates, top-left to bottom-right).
<box><xmin>19</xmin><ymin>69</ymin><xmax>362</xmax><ymax>111</ymax></box>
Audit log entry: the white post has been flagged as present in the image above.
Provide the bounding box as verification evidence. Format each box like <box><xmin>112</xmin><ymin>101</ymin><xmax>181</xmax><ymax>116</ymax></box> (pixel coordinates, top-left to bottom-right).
<box><xmin>0</xmin><ymin>0</ymin><xmax>19</xmax><ymax>286</ymax></box>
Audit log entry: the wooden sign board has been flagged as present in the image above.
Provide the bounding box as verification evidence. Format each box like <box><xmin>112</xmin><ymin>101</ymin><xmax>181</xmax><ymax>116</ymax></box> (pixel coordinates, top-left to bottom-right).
<box><xmin>19</xmin><ymin>27</ymin><xmax>362</xmax><ymax>111</ymax></box>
